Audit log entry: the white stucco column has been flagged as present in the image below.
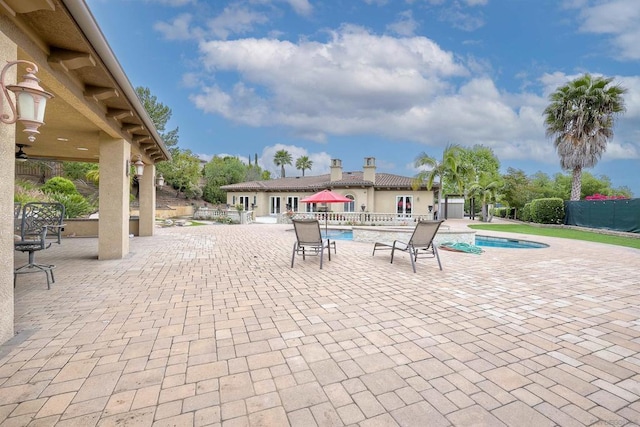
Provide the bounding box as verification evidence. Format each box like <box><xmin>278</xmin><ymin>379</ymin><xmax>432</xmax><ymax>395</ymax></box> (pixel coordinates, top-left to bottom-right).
<box><xmin>138</xmin><ymin>162</ymin><xmax>156</xmax><ymax>236</ymax></box>
<box><xmin>0</xmin><ymin>33</ymin><xmax>17</xmax><ymax>344</ymax></box>
<box><xmin>98</xmin><ymin>137</ymin><xmax>130</xmax><ymax>260</ymax></box>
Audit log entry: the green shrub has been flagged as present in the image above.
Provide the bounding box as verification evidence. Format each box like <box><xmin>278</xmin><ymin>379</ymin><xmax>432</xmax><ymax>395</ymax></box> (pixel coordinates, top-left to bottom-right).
<box><xmin>492</xmin><ymin>207</ymin><xmax>508</xmax><ymax>218</ymax></box>
<box><xmin>49</xmin><ymin>193</ymin><xmax>95</xmax><ymax>218</ymax></box>
<box><xmin>41</xmin><ymin>177</ymin><xmax>79</xmax><ymax>195</ymax></box>
<box><xmin>184</xmin><ymin>185</ymin><xmax>203</xmax><ymax>200</ymax></box>
<box><xmin>520</xmin><ymin>203</ymin><xmax>531</xmax><ymax>222</ymax></box>
<box><xmin>529</xmin><ymin>198</ymin><xmax>564</xmax><ymax>224</ymax></box>
<box><xmin>214</xmin><ymin>216</ymin><xmax>233</xmax><ymax>224</ymax></box>
<box><xmin>14</xmin><ymin>180</ymin><xmax>50</xmax><ymax>204</ymax></box>
<box><xmin>63</xmin><ymin>162</ymin><xmax>96</xmax><ymax>181</ymax></box>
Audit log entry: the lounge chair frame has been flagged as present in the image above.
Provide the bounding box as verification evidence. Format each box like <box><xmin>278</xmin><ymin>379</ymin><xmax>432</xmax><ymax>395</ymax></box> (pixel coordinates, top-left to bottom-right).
<box><xmin>372</xmin><ymin>220</ymin><xmax>444</xmax><ymax>273</ymax></box>
<box><xmin>291</xmin><ymin>219</ymin><xmax>336</xmax><ymax>269</ymax></box>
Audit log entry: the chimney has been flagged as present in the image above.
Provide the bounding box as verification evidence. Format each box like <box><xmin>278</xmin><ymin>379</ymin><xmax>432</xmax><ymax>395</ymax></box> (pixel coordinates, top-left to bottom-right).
<box><xmin>330</xmin><ymin>158</ymin><xmax>342</xmax><ymax>181</ymax></box>
<box><xmin>363</xmin><ymin>157</ymin><xmax>376</xmax><ymax>183</ymax></box>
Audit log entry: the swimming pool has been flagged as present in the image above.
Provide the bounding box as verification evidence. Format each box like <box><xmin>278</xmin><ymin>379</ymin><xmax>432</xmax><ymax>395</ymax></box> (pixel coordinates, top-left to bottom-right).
<box><xmin>475</xmin><ymin>235</ymin><xmax>548</xmax><ymax>249</ymax></box>
<box><xmin>321</xmin><ymin>229</ymin><xmax>548</xmax><ymax>248</ymax></box>
<box><xmin>322</xmin><ymin>230</ymin><xmax>354</xmax><ymax>241</ymax></box>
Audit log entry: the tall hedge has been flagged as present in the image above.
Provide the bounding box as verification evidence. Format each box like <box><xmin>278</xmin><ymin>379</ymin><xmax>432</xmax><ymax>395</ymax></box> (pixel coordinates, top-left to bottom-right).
<box><xmin>529</xmin><ymin>198</ymin><xmax>564</xmax><ymax>224</ymax></box>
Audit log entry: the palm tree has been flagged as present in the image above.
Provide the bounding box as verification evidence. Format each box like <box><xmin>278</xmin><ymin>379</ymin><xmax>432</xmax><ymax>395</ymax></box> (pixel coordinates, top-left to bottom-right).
<box><xmin>295</xmin><ymin>156</ymin><xmax>313</xmax><ymax>177</ymax></box>
<box><xmin>413</xmin><ymin>144</ymin><xmax>468</xmax><ymax>218</ymax></box>
<box><xmin>543</xmin><ymin>74</ymin><xmax>626</xmax><ymax>201</ymax></box>
<box><xmin>273</xmin><ymin>150</ymin><xmax>292</xmax><ymax>178</ymax></box>
<box><xmin>466</xmin><ymin>174</ymin><xmax>502</xmax><ymax>222</ymax></box>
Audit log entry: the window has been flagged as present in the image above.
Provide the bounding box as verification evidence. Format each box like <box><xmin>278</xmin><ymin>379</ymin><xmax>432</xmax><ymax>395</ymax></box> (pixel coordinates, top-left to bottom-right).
<box><xmin>396</xmin><ymin>196</ymin><xmax>413</xmax><ymax>217</ymax></box>
<box><xmin>343</xmin><ymin>195</ymin><xmax>355</xmax><ymax>212</ymax></box>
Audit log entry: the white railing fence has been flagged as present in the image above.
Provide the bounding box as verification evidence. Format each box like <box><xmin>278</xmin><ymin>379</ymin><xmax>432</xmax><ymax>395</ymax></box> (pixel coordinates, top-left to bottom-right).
<box><xmin>194</xmin><ymin>207</ymin><xmax>254</xmax><ymax>224</ymax></box>
<box><xmin>278</xmin><ymin>211</ymin><xmax>434</xmax><ymax>226</ymax></box>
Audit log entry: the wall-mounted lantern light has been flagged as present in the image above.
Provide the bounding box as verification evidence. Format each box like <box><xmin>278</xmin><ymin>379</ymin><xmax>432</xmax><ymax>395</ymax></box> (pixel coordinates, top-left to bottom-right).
<box><xmin>1</xmin><ymin>60</ymin><xmax>53</xmax><ymax>142</ymax></box>
<box><xmin>133</xmin><ymin>156</ymin><xmax>145</xmax><ymax>178</ymax></box>
<box><xmin>156</xmin><ymin>173</ymin><xmax>164</xmax><ymax>188</ymax></box>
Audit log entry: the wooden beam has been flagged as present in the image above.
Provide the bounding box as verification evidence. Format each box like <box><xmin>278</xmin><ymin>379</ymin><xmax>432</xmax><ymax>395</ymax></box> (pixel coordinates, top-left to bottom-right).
<box><xmin>48</xmin><ymin>48</ymin><xmax>96</xmax><ymax>72</ymax></box>
<box><xmin>132</xmin><ymin>135</ymin><xmax>151</xmax><ymax>144</ymax></box>
<box><xmin>106</xmin><ymin>108</ymin><xmax>133</xmax><ymax>120</ymax></box>
<box><xmin>122</xmin><ymin>123</ymin><xmax>144</xmax><ymax>133</ymax></box>
<box><xmin>2</xmin><ymin>0</ymin><xmax>54</xmax><ymax>14</ymax></box>
<box><xmin>84</xmin><ymin>85</ymin><xmax>119</xmax><ymax>102</ymax></box>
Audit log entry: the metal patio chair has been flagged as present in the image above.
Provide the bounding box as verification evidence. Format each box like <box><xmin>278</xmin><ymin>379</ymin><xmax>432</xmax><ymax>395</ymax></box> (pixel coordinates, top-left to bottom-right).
<box><xmin>291</xmin><ymin>218</ymin><xmax>336</xmax><ymax>269</ymax></box>
<box><xmin>14</xmin><ymin>202</ymin><xmax>65</xmax><ymax>289</ymax></box>
<box><xmin>372</xmin><ymin>220</ymin><xmax>444</xmax><ymax>273</ymax></box>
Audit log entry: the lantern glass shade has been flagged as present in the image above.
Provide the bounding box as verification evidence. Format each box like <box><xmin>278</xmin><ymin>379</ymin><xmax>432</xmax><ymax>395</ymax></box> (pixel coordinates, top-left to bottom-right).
<box><xmin>4</xmin><ymin>65</ymin><xmax>54</xmax><ymax>142</ymax></box>
<box><xmin>156</xmin><ymin>173</ymin><xmax>164</xmax><ymax>188</ymax></box>
<box><xmin>134</xmin><ymin>159</ymin><xmax>145</xmax><ymax>177</ymax></box>
<box><xmin>15</xmin><ymin>90</ymin><xmax>48</xmax><ymax>123</ymax></box>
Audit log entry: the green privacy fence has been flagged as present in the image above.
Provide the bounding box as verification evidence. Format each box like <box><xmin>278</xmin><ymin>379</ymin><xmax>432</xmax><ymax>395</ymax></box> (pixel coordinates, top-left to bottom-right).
<box><xmin>564</xmin><ymin>198</ymin><xmax>640</xmax><ymax>233</ymax></box>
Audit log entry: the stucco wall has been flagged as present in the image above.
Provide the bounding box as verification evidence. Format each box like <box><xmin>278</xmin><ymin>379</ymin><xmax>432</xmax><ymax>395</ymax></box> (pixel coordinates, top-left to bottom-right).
<box><xmin>227</xmin><ymin>188</ymin><xmax>436</xmax><ymax>217</ymax></box>
<box><xmin>0</xmin><ymin>31</ymin><xmax>16</xmax><ymax>345</ymax></box>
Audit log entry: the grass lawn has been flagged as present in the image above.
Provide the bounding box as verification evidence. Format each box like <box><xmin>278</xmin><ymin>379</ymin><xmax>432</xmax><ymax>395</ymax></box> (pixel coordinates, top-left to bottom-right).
<box><xmin>467</xmin><ymin>223</ymin><xmax>640</xmax><ymax>250</ymax></box>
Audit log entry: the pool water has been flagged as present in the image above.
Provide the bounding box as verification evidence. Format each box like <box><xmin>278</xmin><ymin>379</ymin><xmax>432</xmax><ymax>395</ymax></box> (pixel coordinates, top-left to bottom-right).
<box><xmin>322</xmin><ymin>230</ymin><xmax>353</xmax><ymax>241</ymax></box>
<box><xmin>475</xmin><ymin>235</ymin><xmax>548</xmax><ymax>249</ymax></box>
<box><xmin>321</xmin><ymin>230</ymin><xmax>548</xmax><ymax>249</ymax></box>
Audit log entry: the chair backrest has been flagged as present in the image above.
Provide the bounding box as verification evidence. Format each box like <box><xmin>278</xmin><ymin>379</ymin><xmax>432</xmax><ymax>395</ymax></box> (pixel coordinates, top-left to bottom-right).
<box><xmin>14</xmin><ymin>202</ymin><xmax>22</xmax><ymax>234</ymax></box>
<box><xmin>408</xmin><ymin>220</ymin><xmax>444</xmax><ymax>248</ymax></box>
<box><xmin>20</xmin><ymin>202</ymin><xmax>65</xmax><ymax>244</ymax></box>
<box><xmin>292</xmin><ymin>219</ymin><xmax>322</xmax><ymax>245</ymax></box>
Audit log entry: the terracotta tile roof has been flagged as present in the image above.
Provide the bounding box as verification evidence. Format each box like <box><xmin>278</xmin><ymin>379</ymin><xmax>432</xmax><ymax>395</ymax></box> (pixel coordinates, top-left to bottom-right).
<box><xmin>220</xmin><ymin>171</ymin><xmax>438</xmax><ymax>191</ymax></box>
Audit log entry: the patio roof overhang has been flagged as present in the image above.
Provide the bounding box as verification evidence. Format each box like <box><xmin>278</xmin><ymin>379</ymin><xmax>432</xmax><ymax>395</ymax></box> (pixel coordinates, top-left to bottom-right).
<box><xmin>1</xmin><ymin>0</ymin><xmax>171</xmax><ymax>164</ymax></box>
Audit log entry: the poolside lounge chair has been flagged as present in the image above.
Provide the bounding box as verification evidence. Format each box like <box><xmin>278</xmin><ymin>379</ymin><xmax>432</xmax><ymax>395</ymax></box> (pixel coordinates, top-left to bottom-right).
<box><xmin>14</xmin><ymin>202</ymin><xmax>65</xmax><ymax>289</ymax></box>
<box><xmin>291</xmin><ymin>218</ymin><xmax>336</xmax><ymax>269</ymax></box>
<box><xmin>372</xmin><ymin>220</ymin><xmax>444</xmax><ymax>273</ymax></box>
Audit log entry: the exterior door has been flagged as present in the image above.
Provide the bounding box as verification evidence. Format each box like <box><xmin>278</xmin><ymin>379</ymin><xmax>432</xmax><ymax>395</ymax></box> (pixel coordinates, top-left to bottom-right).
<box><xmin>396</xmin><ymin>196</ymin><xmax>413</xmax><ymax>218</ymax></box>
<box><xmin>239</xmin><ymin>196</ymin><xmax>250</xmax><ymax>210</ymax></box>
<box><xmin>270</xmin><ymin>196</ymin><xmax>281</xmax><ymax>214</ymax></box>
<box><xmin>287</xmin><ymin>196</ymin><xmax>299</xmax><ymax>212</ymax></box>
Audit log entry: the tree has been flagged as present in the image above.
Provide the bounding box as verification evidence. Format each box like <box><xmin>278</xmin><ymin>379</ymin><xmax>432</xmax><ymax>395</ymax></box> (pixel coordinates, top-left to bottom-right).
<box><xmin>466</xmin><ymin>174</ymin><xmax>502</xmax><ymax>222</ymax></box>
<box><xmin>273</xmin><ymin>150</ymin><xmax>292</xmax><ymax>178</ymax></box>
<box><xmin>295</xmin><ymin>156</ymin><xmax>313</xmax><ymax>177</ymax></box>
<box><xmin>414</xmin><ymin>144</ymin><xmax>469</xmax><ymax>217</ymax></box>
<box><xmin>135</xmin><ymin>86</ymin><xmax>179</xmax><ymax>150</ymax></box>
<box><xmin>156</xmin><ymin>149</ymin><xmax>202</xmax><ymax>198</ymax></box>
<box><xmin>202</xmin><ymin>156</ymin><xmax>249</xmax><ymax>203</ymax></box>
<box><xmin>501</xmin><ymin>168</ymin><xmax>535</xmax><ymax>218</ymax></box>
<box><xmin>543</xmin><ymin>74</ymin><xmax>626</xmax><ymax>201</ymax></box>
<box><xmin>459</xmin><ymin>145</ymin><xmax>501</xmax><ymax>185</ymax></box>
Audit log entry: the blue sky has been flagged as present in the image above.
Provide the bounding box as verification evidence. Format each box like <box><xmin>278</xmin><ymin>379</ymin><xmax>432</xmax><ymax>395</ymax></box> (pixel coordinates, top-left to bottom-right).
<box><xmin>86</xmin><ymin>0</ymin><xmax>640</xmax><ymax>195</ymax></box>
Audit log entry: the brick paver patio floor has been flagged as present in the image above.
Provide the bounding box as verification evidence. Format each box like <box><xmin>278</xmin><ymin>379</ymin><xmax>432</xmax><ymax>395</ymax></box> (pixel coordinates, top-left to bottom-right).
<box><xmin>2</xmin><ymin>220</ymin><xmax>639</xmax><ymax>426</ymax></box>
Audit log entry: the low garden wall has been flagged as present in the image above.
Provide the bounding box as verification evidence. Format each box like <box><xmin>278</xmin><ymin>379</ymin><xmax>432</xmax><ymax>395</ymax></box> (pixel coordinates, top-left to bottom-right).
<box><xmin>63</xmin><ymin>218</ymin><xmax>139</xmax><ymax>237</ymax></box>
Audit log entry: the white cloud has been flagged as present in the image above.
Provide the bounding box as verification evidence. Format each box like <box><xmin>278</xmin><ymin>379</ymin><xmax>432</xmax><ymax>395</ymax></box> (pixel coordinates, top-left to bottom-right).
<box><xmin>194</xmin><ymin>26</ymin><xmax>467</xmax><ymax>133</ymax></box>
<box><xmin>284</xmin><ymin>0</ymin><xmax>313</xmax><ymax>16</ymax></box>
<box><xmin>154</xmin><ymin>13</ymin><xmax>200</xmax><ymax>40</ymax></box>
<box><xmin>207</xmin><ymin>5</ymin><xmax>269</xmax><ymax>39</ymax></box>
<box><xmin>189</xmin><ymin>25</ymin><xmax>640</xmax><ymax>168</ymax></box>
<box><xmin>387</xmin><ymin>10</ymin><xmax>419</xmax><ymax>36</ymax></box>
<box><xmin>574</xmin><ymin>0</ymin><xmax>640</xmax><ymax>60</ymax></box>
